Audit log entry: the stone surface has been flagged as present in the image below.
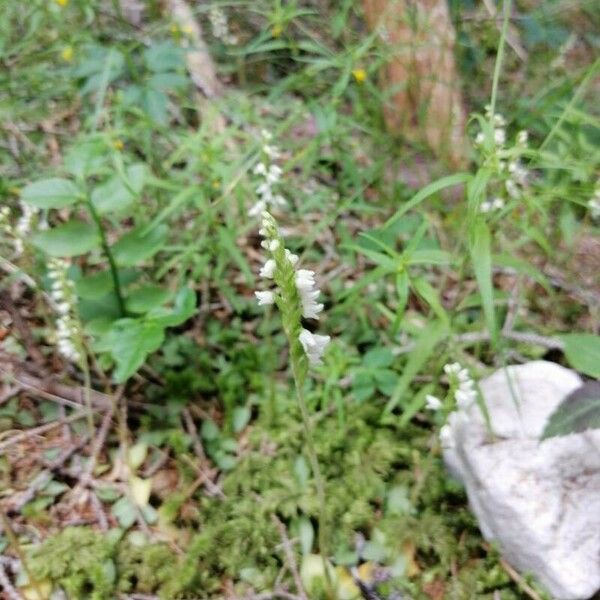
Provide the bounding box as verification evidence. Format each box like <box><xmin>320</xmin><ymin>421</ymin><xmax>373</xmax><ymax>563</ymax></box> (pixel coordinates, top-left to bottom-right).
<box><xmin>442</xmin><ymin>360</ymin><xmax>600</xmax><ymax>600</ymax></box>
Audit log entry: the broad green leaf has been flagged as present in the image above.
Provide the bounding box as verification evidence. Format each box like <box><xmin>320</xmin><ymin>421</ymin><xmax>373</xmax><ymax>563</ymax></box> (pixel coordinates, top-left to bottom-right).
<box><xmin>21</xmin><ymin>178</ymin><xmax>80</xmax><ymax>209</ymax></box>
<box><xmin>147</xmin><ymin>287</ymin><xmax>196</xmax><ymax>327</ymax></box>
<box><xmin>542</xmin><ymin>382</ymin><xmax>600</xmax><ymax>439</ymax></box>
<box><xmin>64</xmin><ymin>136</ymin><xmax>109</xmax><ymax>178</ymax></box>
<box><xmin>113</xmin><ymin>224</ymin><xmax>168</xmax><ymax>266</ymax></box>
<box><xmin>363</xmin><ymin>347</ymin><xmax>394</xmax><ymax>369</ymax></box>
<box><xmin>143</xmin><ymin>41</ymin><xmax>185</xmax><ymax>72</ymax></box>
<box><xmin>32</xmin><ymin>220</ymin><xmax>100</xmax><ymax>257</ymax></box>
<box><xmin>560</xmin><ymin>334</ymin><xmax>600</xmax><ymax>378</ymax></box>
<box><xmin>103</xmin><ymin>319</ymin><xmax>165</xmax><ymax>383</ymax></box>
<box><xmin>469</xmin><ymin>219</ymin><xmax>497</xmax><ymax>344</ymax></box>
<box><xmin>76</xmin><ymin>268</ymin><xmax>140</xmax><ymax>300</ymax></box>
<box><xmin>76</xmin><ymin>270</ymin><xmax>114</xmax><ymax>298</ymax></box>
<box><xmin>126</xmin><ymin>285</ymin><xmax>172</xmax><ymax>314</ymax></box>
<box><xmin>91</xmin><ymin>164</ymin><xmax>147</xmax><ymax>214</ymax></box>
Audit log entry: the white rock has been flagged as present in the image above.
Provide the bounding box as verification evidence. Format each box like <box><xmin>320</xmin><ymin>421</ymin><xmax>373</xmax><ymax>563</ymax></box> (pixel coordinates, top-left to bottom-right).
<box><xmin>442</xmin><ymin>361</ymin><xmax>600</xmax><ymax>599</ymax></box>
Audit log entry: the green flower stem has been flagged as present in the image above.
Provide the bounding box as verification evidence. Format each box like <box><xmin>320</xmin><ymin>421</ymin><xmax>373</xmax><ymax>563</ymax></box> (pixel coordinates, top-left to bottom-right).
<box><xmin>85</xmin><ymin>196</ymin><xmax>126</xmax><ymax>317</ymax></box>
<box><xmin>289</xmin><ymin>355</ymin><xmax>334</xmax><ymax>599</ymax></box>
<box><xmin>80</xmin><ymin>356</ymin><xmax>94</xmax><ymax>438</ymax></box>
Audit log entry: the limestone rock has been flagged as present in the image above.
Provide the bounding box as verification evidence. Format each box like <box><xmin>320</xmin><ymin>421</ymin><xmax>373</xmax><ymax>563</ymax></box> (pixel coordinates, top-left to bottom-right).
<box><xmin>442</xmin><ymin>360</ymin><xmax>600</xmax><ymax>599</ymax></box>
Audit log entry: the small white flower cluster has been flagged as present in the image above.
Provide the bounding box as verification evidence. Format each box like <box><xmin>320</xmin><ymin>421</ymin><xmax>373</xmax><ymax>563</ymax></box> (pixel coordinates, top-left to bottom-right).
<box><xmin>474</xmin><ymin>106</ymin><xmax>507</xmax><ymax>148</ymax></box>
<box><xmin>475</xmin><ymin>107</ymin><xmax>530</xmax><ymax>211</ymax></box>
<box><xmin>444</xmin><ymin>362</ymin><xmax>476</xmax><ymax>408</ymax></box>
<box><xmin>249</xmin><ymin>131</ymin><xmax>286</xmax><ymax>217</ymax></box>
<box><xmin>208</xmin><ymin>6</ymin><xmax>238</xmax><ymax>45</ymax></box>
<box><xmin>14</xmin><ymin>201</ymin><xmax>39</xmax><ymax>255</ymax></box>
<box><xmin>479</xmin><ymin>197</ymin><xmax>505</xmax><ymax>214</ymax></box>
<box><xmin>437</xmin><ymin>363</ymin><xmax>477</xmax><ymax>448</ymax></box>
<box><xmin>256</xmin><ymin>212</ymin><xmax>330</xmax><ymax>366</ymax></box>
<box><xmin>588</xmin><ymin>183</ymin><xmax>600</xmax><ymax>220</ymax></box>
<box><xmin>0</xmin><ymin>206</ymin><xmax>12</xmax><ymax>238</ymax></box>
<box><xmin>48</xmin><ymin>258</ymin><xmax>82</xmax><ymax>363</ymax></box>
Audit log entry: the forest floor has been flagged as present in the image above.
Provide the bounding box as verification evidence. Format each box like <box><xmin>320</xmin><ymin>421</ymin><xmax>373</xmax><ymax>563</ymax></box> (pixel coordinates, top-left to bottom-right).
<box><xmin>0</xmin><ymin>1</ymin><xmax>599</xmax><ymax>599</ymax></box>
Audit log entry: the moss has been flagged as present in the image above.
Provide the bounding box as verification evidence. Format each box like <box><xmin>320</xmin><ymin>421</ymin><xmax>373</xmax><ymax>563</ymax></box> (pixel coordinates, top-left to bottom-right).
<box><xmin>27</xmin><ymin>403</ymin><xmax>546</xmax><ymax>598</ymax></box>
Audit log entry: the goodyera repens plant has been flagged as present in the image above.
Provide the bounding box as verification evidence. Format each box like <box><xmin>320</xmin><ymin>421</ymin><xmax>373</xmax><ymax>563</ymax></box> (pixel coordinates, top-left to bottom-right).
<box><xmin>254</xmin><ymin>210</ymin><xmax>333</xmax><ymax>594</ymax></box>
<box><xmin>255</xmin><ymin>211</ymin><xmax>330</xmax><ymax>371</ymax></box>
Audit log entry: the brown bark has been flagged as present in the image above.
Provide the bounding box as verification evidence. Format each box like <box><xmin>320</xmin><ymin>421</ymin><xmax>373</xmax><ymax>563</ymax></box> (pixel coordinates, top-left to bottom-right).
<box><xmin>362</xmin><ymin>0</ymin><xmax>468</xmax><ymax>167</ymax></box>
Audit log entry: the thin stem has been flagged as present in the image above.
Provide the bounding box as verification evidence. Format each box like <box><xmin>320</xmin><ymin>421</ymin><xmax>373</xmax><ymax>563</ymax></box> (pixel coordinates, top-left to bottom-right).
<box><xmin>85</xmin><ymin>197</ymin><xmax>126</xmax><ymax>317</ymax></box>
<box><xmin>489</xmin><ymin>0</ymin><xmax>512</xmax><ymax>119</ymax></box>
<box><xmin>289</xmin><ymin>359</ymin><xmax>334</xmax><ymax>600</ymax></box>
<box><xmin>81</xmin><ymin>357</ymin><xmax>94</xmax><ymax>438</ymax></box>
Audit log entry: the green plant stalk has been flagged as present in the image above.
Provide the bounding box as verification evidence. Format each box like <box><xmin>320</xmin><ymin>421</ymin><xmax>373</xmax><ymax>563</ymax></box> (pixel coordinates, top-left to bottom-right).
<box><xmin>289</xmin><ymin>356</ymin><xmax>334</xmax><ymax>599</ymax></box>
<box><xmin>489</xmin><ymin>0</ymin><xmax>512</xmax><ymax>120</ymax></box>
<box><xmin>80</xmin><ymin>356</ymin><xmax>94</xmax><ymax>438</ymax></box>
<box><xmin>85</xmin><ymin>197</ymin><xmax>127</xmax><ymax>317</ymax></box>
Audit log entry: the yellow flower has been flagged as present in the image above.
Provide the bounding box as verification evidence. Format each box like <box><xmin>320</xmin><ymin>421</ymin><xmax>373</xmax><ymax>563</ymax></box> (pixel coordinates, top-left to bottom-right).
<box><xmin>182</xmin><ymin>24</ymin><xmax>194</xmax><ymax>35</ymax></box>
<box><xmin>212</xmin><ymin>179</ymin><xmax>220</xmax><ymax>190</ymax></box>
<box><xmin>55</xmin><ymin>0</ymin><xmax>69</xmax><ymax>6</ymax></box>
<box><xmin>170</xmin><ymin>23</ymin><xmax>179</xmax><ymax>34</ymax></box>
<box><xmin>352</xmin><ymin>68</ymin><xmax>367</xmax><ymax>84</ymax></box>
<box><xmin>271</xmin><ymin>24</ymin><xmax>283</xmax><ymax>38</ymax></box>
<box><xmin>113</xmin><ymin>139</ymin><xmax>124</xmax><ymax>151</ymax></box>
<box><xmin>61</xmin><ymin>46</ymin><xmax>73</xmax><ymax>62</ymax></box>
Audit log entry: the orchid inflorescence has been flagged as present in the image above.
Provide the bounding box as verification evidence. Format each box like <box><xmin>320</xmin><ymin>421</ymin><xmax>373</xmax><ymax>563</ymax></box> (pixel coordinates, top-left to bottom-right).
<box><xmin>248</xmin><ymin>130</ymin><xmax>287</xmax><ymax>217</ymax></box>
<box><xmin>255</xmin><ymin>211</ymin><xmax>330</xmax><ymax>369</ymax></box>
<box><xmin>474</xmin><ymin>105</ymin><xmax>530</xmax><ymax>213</ymax></box>
<box><xmin>425</xmin><ymin>362</ymin><xmax>478</xmax><ymax>450</ymax></box>
<box><xmin>0</xmin><ymin>202</ymin><xmax>40</xmax><ymax>256</ymax></box>
<box><xmin>47</xmin><ymin>258</ymin><xmax>83</xmax><ymax>364</ymax></box>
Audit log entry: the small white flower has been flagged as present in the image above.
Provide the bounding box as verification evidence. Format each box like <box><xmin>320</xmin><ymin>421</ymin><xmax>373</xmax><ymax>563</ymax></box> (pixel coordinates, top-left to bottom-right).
<box><xmin>494</xmin><ymin>128</ymin><xmax>506</xmax><ymax>145</ymax></box>
<box><xmin>299</xmin><ymin>328</ymin><xmax>330</xmax><ymax>365</ymax></box>
<box><xmin>253</xmin><ymin>162</ymin><xmax>267</xmax><ymax>176</ymax></box>
<box><xmin>474</xmin><ymin>132</ymin><xmax>485</xmax><ymax>146</ymax></box>
<box><xmin>443</xmin><ymin>362</ymin><xmax>460</xmax><ymax>375</ymax></box>
<box><xmin>517</xmin><ymin>130</ymin><xmax>528</xmax><ymax>145</ymax></box>
<box><xmin>506</xmin><ymin>179</ymin><xmax>520</xmax><ymax>199</ymax></box>
<box><xmin>259</xmin><ymin>259</ymin><xmax>276</xmax><ymax>279</ymax></box>
<box><xmin>249</xmin><ymin>199</ymin><xmax>267</xmax><ymax>217</ymax></box>
<box><xmin>285</xmin><ymin>250</ymin><xmax>299</xmax><ymax>265</ymax></box>
<box><xmin>589</xmin><ymin>196</ymin><xmax>600</xmax><ymax>220</ymax></box>
<box><xmin>439</xmin><ymin>424</ymin><xmax>453</xmax><ymax>448</ymax></box>
<box><xmin>255</xmin><ymin>290</ymin><xmax>275</xmax><ymax>306</ymax></box>
<box><xmin>295</xmin><ymin>269</ymin><xmax>316</xmax><ymax>291</ymax></box>
<box><xmin>425</xmin><ymin>395</ymin><xmax>442</xmax><ymax>411</ymax></box>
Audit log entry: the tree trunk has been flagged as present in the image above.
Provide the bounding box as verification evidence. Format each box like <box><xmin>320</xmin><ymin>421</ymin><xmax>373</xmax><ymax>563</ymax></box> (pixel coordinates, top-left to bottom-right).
<box><xmin>362</xmin><ymin>0</ymin><xmax>468</xmax><ymax>167</ymax></box>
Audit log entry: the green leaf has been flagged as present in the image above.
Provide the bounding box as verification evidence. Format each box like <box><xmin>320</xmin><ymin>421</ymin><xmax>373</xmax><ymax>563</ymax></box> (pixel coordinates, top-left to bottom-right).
<box><xmin>91</xmin><ymin>164</ymin><xmax>147</xmax><ymax>214</ymax></box>
<box><xmin>560</xmin><ymin>334</ymin><xmax>600</xmax><ymax>378</ymax></box>
<box><xmin>102</xmin><ymin>319</ymin><xmax>165</xmax><ymax>382</ymax></box>
<box><xmin>146</xmin><ymin>287</ymin><xmax>196</xmax><ymax>327</ymax></box>
<box><xmin>384</xmin><ymin>172</ymin><xmax>471</xmax><ymax>228</ymax></box>
<box><xmin>32</xmin><ymin>220</ymin><xmax>100</xmax><ymax>257</ymax></box>
<box><xmin>363</xmin><ymin>347</ymin><xmax>394</xmax><ymax>369</ymax></box>
<box><xmin>232</xmin><ymin>406</ymin><xmax>251</xmax><ymax>433</ymax></box>
<box><xmin>76</xmin><ymin>268</ymin><xmax>139</xmax><ymax>300</ymax></box>
<box><xmin>542</xmin><ymin>382</ymin><xmax>600</xmax><ymax>439</ymax></box>
<box><xmin>21</xmin><ymin>178</ymin><xmax>80</xmax><ymax>209</ymax></box>
<box><xmin>113</xmin><ymin>224</ymin><xmax>168</xmax><ymax>266</ymax></box>
<box><xmin>385</xmin><ymin>320</ymin><xmax>448</xmax><ymax>413</ymax></box>
<box><xmin>412</xmin><ymin>276</ymin><xmax>449</xmax><ymax>326</ymax></box>
<box><xmin>469</xmin><ymin>219</ymin><xmax>497</xmax><ymax>344</ymax></box>
<box><xmin>126</xmin><ymin>285</ymin><xmax>172</xmax><ymax>314</ymax></box>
